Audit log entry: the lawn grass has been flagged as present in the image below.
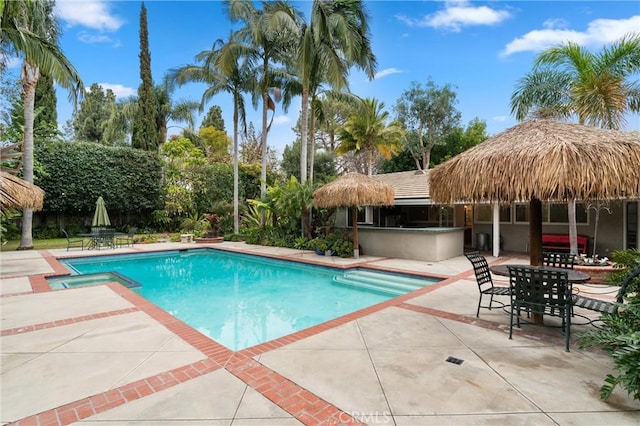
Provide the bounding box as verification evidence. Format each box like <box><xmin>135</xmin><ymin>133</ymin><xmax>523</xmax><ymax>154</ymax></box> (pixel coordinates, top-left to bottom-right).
<box><xmin>1</xmin><ymin>238</ymin><xmax>68</xmax><ymax>251</ymax></box>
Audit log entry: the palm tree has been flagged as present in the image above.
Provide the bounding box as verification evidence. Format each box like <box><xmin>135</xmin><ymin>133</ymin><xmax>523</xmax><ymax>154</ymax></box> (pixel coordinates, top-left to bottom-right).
<box><xmin>511</xmin><ymin>34</ymin><xmax>640</xmax><ymax>255</ymax></box>
<box><xmin>154</xmin><ymin>78</ymin><xmax>199</xmax><ymax>145</ymax></box>
<box><xmin>1</xmin><ymin>0</ymin><xmax>84</xmax><ymax>249</ymax></box>
<box><xmin>336</xmin><ymin>97</ymin><xmax>404</xmax><ymax>176</ymax></box>
<box><xmin>224</xmin><ymin>0</ymin><xmax>300</xmax><ymax>212</ymax></box>
<box><xmin>295</xmin><ymin>0</ymin><xmax>377</xmax><ymax>185</ymax></box>
<box><xmin>168</xmin><ymin>35</ymin><xmax>252</xmax><ymax>234</ymax></box>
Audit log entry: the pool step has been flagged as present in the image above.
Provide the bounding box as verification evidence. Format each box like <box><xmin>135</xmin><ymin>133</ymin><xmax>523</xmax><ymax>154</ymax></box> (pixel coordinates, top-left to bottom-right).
<box><xmin>332</xmin><ymin>270</ymin><xmax>431</xmax><ymax>296</ymax></box>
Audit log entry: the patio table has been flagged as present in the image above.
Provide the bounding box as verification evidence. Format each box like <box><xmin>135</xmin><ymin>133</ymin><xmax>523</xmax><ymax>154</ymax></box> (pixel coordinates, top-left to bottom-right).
<box><xmin>78</xmin><ymin>230</ymin><xmax>126</xmax><ymax>250</ymax></box>
<box><xmin>490</xmin><ymin>264</ymin><xmax>591</xmax><ymax>324</ymax></box>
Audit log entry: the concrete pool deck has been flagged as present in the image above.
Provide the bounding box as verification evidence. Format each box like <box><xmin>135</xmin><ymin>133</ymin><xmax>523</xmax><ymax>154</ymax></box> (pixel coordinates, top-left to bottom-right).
<box><xmin>1</xmin><ymin>241</ymin><xmax>638</xmax><ymax>425</ymax></box>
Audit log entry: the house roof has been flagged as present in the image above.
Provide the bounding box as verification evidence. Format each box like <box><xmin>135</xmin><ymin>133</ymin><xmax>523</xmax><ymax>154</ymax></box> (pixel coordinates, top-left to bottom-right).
<box><xmin>370</xmin><ymin>170</ymin><xmax>430</xmax><ymax>200</ymax></box>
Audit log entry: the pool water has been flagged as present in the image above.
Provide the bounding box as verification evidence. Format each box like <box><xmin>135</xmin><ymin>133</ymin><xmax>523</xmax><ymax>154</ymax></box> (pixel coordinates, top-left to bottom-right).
<box><xmin>61</xmin><ymin>249</ymin><xmax>438</xmax><ymax>351</ymax></box>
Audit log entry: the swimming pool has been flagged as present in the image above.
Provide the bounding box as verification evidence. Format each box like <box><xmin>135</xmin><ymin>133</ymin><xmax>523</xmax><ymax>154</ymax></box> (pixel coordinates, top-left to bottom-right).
<box><xmin>60</xmin><ymin>249</ymin><xmax>439</xmax><ymax>350</ymax></box>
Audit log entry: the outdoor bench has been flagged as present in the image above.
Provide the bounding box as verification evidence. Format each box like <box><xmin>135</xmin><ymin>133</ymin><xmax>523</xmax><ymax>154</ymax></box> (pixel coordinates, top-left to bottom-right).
<box><xmin>542</xmin><ymin>233</ymin><xmax>588</xmax><ymax>254</ymax></box>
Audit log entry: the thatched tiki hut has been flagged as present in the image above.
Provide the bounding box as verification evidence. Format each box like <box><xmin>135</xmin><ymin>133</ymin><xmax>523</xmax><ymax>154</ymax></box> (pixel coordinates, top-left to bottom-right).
<box><xmin>429</xmin><ymin>119</ymin><xmax>640</xmax><ymax>265</ymax></box>
<box><xmin>313</xmin><ymin>173</ymin><xmax>395</xmax><ymax>258</ymax></box>
<box><xmin>0</xmin><ymin>171</ymin><xmax>45</xmax><ymax>212</ymax></box>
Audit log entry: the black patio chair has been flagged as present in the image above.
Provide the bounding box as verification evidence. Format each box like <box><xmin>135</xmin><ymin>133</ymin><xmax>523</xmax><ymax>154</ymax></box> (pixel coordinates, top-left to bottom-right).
<box><xmin>61</xmin><ymin>229</ymin><xmax>84</xmax><ymax>251</ymax></box>
<box><xmin>96</xmin><ymin>228</ymin><xmax>115</xmax><ymax>249</ymax></box>
<box><xmin>507</xmin><ymin>265</ymin><xmax>572</xmax><ymax>351</ymax></box>
<box><xmin>543</xmin><ymin>252</ymin><xmax>576</xmax><ymax>269</ymax></box>
<box><xmin>116</xmin><ymin>227</ymin><xmax>137</xmax><ymax>248</ymax></box>
<box><xmin>464</xmin><ymin>251</ymin><xmax>511</xmax><ymax>317</ymax></box>
<box><xmin>573</xmin><ymin>266</ymin><xmax>640</xmax><ymax>316</ymax></box>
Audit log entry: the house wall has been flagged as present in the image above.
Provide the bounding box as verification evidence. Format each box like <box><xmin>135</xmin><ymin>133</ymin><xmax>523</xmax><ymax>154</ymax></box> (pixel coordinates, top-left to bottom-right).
<box><xmin>472</xmin><ymin>201</ymin><xmax>626</xmax><ymax>256</ymax></box>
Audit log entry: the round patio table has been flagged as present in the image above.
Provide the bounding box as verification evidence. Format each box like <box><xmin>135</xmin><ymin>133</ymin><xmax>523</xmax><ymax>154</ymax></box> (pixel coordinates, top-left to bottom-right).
<box><xmin>490</xmin><ymin>264</ymin><xmax>591</xmax><ymax>283</ymax></box>
<box><xmin>490</xmin><ymin>264</ymin><xmax>591</xmax><ymax>325</ymax></box>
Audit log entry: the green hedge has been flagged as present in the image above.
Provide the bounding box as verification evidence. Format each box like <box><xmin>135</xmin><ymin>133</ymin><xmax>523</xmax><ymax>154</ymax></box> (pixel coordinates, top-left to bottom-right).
<box><xmin>35</xmin><ymin>142</ymin><xmax>163</xmax><ymax>214</ymax></box>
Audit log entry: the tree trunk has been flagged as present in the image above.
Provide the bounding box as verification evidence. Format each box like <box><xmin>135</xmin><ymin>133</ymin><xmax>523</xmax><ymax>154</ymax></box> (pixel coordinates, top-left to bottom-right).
<box><xmin>18</xmin><ymin>61</ymin><xmax>39</xmax><ymax>250</ymax></box>
<box><xmin>299</xmin><ymin>88</ymin><xmax>309</xmax><ymax>183</ymax></box>
<box><xmin>568</xmin><ymin>199</ymin><xmax>578</xmax><ymax>254</ymax></box>
<box><xmin>309</xmin><ymin>100</ymin><xmax>316</xmax><ymax>184</ymax></box>
<box><xmin>233</xmin><ymin>100</ymin><xmax>239</xmax><ymax>234</ymax></box>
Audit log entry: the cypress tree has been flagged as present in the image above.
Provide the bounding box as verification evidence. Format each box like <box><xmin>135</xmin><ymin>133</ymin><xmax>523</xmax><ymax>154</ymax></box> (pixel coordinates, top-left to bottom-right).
<box><xmin>34</xmin><ymin>72</ymin><xmax>58</xmax><ymax>127</ymax></box>
<box><xmin>131</xmin><ymin>2</ymin><xmax>159</xmax><ymax>150</ymax></box>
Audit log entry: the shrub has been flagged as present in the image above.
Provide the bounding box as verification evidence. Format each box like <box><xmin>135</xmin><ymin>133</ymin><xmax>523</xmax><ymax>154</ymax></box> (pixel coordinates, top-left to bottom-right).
<box><xmin>579</xmin><ymin>251</ymin><xmax>640</xmax><ymax>401</ymax></box>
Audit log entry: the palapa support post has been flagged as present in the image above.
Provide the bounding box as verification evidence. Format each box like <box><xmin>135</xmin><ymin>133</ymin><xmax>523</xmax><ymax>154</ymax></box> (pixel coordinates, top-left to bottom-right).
<box><xmin>352</xmin><ymin>206</ymin><xmax>359</xmax><ymax>259</ymax></box>
<box><xmin>529</xmin><ymin>197</ymin><xmax>544</xmax><ymax>324</ymax></box>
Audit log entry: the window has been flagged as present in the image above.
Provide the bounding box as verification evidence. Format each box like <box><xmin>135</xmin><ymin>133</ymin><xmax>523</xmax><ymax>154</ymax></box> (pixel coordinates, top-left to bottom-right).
<box><xmin>356</xmin><ymin>206</ymin><xmax>373</xmax><ymax>224</ymax></box>
<box><xmin>474</xmin><ymin>205</ymin><xmax>511</xmax><ymax>223</ymax></box>
<box><xmin>512</xmin><ymin>203</ymin><xmax>589</xmax><ymax>224</ymax></box>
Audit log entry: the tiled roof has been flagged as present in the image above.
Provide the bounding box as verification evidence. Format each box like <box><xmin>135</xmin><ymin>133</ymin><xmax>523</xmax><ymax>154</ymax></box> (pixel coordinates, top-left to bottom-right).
<box><xmin>370</xmin><ymin>170</ymin><xmax>430</xmax><ymax>199</ymax></box>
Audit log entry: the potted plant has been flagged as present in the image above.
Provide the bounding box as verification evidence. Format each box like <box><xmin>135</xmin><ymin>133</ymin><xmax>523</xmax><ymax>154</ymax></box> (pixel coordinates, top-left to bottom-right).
<box><xmin>310</xmin><ymin>237</ymin><xmax>328</xmax><ymax>255</ymax></box>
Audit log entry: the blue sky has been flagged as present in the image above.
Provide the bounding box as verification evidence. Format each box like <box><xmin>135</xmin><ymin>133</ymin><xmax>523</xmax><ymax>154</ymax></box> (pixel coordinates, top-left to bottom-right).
<box><xmin>7</xmin><ymin>1</ymin><xmax>640</xmax><ymax>155</ymax></box>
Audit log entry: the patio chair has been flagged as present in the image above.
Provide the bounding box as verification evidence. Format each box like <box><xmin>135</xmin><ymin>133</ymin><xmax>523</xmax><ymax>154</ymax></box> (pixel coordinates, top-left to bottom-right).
<box><xmin>543</xmin><ymin>252</ymin><xmax>576</xmax><ymax>269</ymax></box>
<box><xmin>464</xmin><ymin>251</ymin><xmax>511</xmax><ymax>317</ymax></box>
<box><xmin>507</xmin><ymin>266</ymin><xmax>572</xmax><ymax>351</ymax></box>
<box><xmin>62</xmin><ymin>229</ymin><xmax>84</xmax><ymax>251</ymax></box>
<box><xmin>572</xmin><ymin>266</ymin><xmax>640</xmax><ymax>316</ymax></box>
<box><xmin>96</xmin><ymin>228</ymin><xmax>115</xmax><ymax>249</ymax></box>
<box><xmin>116</xmin><ymin>227</ymin><xmax>137</xmax><ymax>247</ymax></box>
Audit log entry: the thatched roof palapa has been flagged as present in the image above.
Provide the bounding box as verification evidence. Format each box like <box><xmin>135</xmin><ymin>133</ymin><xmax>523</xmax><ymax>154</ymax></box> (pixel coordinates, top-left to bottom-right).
<box><xmin>313</xmin><ymin>172</ymin><xmax>395</xmax><ymax>208</ymax></box>
<box><xmin>0</xmin><ymin>171</ymin><xmax>45</xmax><ymax>211</ymax></box>
<box><xmin>429</xmin><ymin>119</ymin><xmax>640</xmax><ymax>205</ymax></box>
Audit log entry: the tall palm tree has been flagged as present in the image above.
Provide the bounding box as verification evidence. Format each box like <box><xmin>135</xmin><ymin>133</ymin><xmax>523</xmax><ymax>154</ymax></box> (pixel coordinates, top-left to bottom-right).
<box><xmin>336</xmin><ymin>97</ymin><xmax>404</xmax><ymax>176</ymax></box>
<box><xmin>296</xmin><ymin>0</ymin><xmax>377</xmax><ymax>185</ymax></box>
<box><xmin>154</xmin><ymin>77</ymin><xmax>199</xmax><ymax>144</ymax></box>
<box><xmin>1</xmin><ymin>0</ymin><xmax>84</xmax><ymax>249</ymax></box>
<box><xmin>224</xmin><ymin>0</ymin><xmax>300</xmax><ymax>211</ymax></box>
<box><xmin>510</xmin><ymin>34</ymin><xmax>640</xmax><ymax>254</ymax></box>
<box><xmin>168</xmin><ymin>35</ymin><xmax>253</xmax><ymax>234</ymax></box>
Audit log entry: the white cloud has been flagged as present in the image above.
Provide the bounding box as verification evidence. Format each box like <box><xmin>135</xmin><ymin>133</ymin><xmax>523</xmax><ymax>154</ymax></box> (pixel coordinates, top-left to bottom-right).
<box><xmin>97</xmin><ymin>83</ymin><xmax>135</xmax><ymax>99</ymax></box>
<box><xmin>77</xmin><ymin>31</ymin><xmax>114</xmax><ymax>45</ymax></box>
<box><xmin>502</xmin><ymin>15</ymin><xmax>640</xmax><ymax>56</ymax></box>
<box><xmin>374</xmin><ymin>68</ymin><xmax>403</xmax><ymax>80</ymax></box>
<box><xmin>397</xmin><ymin>0</ymin><xmax>511</xmax><ymax>32</ymax></box>
<box><xmin>492</xmin><ymin>115</ymin><xmax>508</xmax><ymax>122</ymax></box>
<box><xmin>55</xmin><ymin>0</ymin><xmax>123</xmax><ymax>31</ymax></box>
<box><xmin>272</xmin><ymin>115</ymin><xmax>291</xmax><ymax>126</ymax></box>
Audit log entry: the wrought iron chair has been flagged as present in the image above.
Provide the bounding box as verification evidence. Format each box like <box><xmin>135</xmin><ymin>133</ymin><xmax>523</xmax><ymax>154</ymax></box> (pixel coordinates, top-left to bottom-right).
<box><xmin>464</xmin><ymin>251</ymin><xmax>511</xmax><ymax>317</ymax></box>
<box><xmin>61</xmin><ymin>229</ymin><xmax>84</xmax><ymax>251</ymax></box>
<box><xmin>573</xmin><ymin>266</ymin><xmax>640</xmax><ymax>316</ymax></box>
<box><xmin>116</xmin><ymin>227</ymin><xmax>137</xmax><ymax>247</ymax></box>
<box><xmin>543</xmin><ymin>252</ymin><xmax>576</xmax><ymax>269</ymax></box>
<box><xmin>96</xmin><ymin>228</ymin><xmax>115</xmax><ymax>249</ymax></box>
<box><xmin>507</xmin><ymin>266</ymin><xmax>572</xmax><ymax>351</ymax></box>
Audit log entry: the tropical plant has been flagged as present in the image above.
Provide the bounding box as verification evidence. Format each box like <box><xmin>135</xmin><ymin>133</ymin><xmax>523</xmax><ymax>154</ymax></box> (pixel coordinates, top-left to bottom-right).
<box><xmin>224</xmin><ymin>0</ymin><xmax>300</xmax><ymax>213</ymax></box>
<box><xmin>336</xmin><ymin>97</ymin><xmax>404</xmax><ymax>175</ymax></box>
<box><xmin>293</xmin><ymin>0</ymin><xmax>377</xmax><ymax>184</ymax></box>
<box><xmin>578</xmin><ymin>249</ymin><xmax>640</xmax><ymax>401</ymax></box>
<box><xmin>1</xmin><ymin>0</ymin><xmax>84</xmax><ymax>249</ymax></box>
<box><xmin>510</xmin><ymin>34</ymin><xmax>640</xmax><ymax>255</ymax></box>
<box><xmin>169</xmin><ymin>33</ymin><xmax>253</xmax><ymax>234</ymax></box>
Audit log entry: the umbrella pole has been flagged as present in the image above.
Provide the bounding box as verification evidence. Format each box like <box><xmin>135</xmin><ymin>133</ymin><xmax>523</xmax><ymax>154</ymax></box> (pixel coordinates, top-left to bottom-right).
<box><xmin>352</xmin><ymin>206</ymin><xmax>359</xmax><ymax>258</ymax></box>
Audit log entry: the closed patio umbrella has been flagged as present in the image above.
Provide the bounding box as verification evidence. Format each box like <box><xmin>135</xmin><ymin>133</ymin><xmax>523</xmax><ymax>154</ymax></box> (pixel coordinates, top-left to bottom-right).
<box><xmin>92</xmin><ymin>196</ymin><xmax>111</xmax><ymax>227</ymax></box>
<box><xmin>429</xmin><ymin>119</ymin><xmax>640</xmax><ymax>266</ymax></box>
<box><xmin>313</xmin><ymin>172</ymin><xmax>395</xmax><ymax>258</ymax></box>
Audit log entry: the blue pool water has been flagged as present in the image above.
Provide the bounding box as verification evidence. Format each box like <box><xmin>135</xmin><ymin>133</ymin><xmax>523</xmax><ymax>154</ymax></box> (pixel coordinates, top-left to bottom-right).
<box><xmin>60</xmin><ymin>249</ymin><xmax>438</xmax><ymax>350</ymax></box>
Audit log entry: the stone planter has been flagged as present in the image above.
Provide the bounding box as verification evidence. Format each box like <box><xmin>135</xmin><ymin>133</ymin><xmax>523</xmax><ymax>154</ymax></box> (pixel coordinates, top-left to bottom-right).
<box><xmin>574</xmin><ymin>263</ymin><xmax>616</xmax><ymax>284</ymax></box>
<box><xmin>194</xmin><ymin>237</ymin><xmax>224</xmax><ymax>244</ymax></box>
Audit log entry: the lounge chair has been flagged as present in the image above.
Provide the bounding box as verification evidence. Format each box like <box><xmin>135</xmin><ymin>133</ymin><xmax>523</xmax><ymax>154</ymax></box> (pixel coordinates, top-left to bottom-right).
<box><xmin>116</xmin><ymin>227</ymin><xmax>137</xmax><ymax>248</ymax></box>
<box><xmin>508</xmin><ymin>265</ymin><xmax>572</xmax><ymax>351</ymax></box>
<box><xmin>464</xmin><ymin>251</ymin><xmax>511</xmax><ymax>317</ymax></box>
<box><xmin>62</xmin><ymin>229</ymin><xmax>84</xmax><ymax>251</ymax></box>
<box><xmin>573</xmin><ymin>266</ymin><xmax>640</xmax><ymax>316</ymax></box>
